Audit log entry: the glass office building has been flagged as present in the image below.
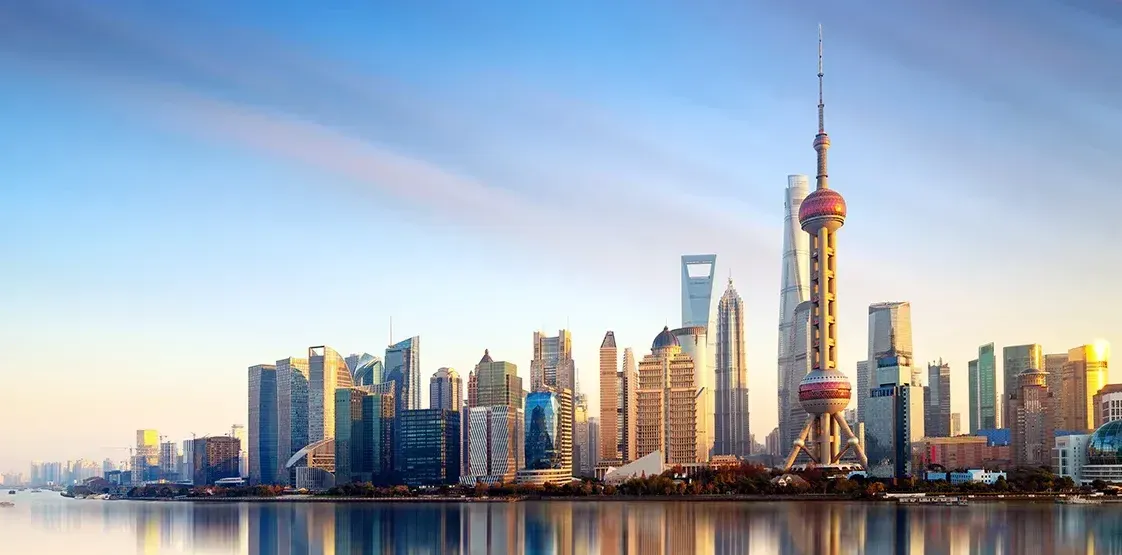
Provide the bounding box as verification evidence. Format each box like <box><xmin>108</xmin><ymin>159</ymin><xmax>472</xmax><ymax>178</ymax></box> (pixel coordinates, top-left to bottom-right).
<box><xmin>395</xmin><ymin>409</ymin><xmax>460</xmax><ymax>486</ymax></box>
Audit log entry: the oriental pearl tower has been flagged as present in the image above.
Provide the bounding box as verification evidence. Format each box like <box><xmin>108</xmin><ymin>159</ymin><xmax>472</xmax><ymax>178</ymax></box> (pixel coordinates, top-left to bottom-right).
<box><xmin>781</xmin><ymin>26</ymin><xmax>868</xmax><ymax>471</ymax></box>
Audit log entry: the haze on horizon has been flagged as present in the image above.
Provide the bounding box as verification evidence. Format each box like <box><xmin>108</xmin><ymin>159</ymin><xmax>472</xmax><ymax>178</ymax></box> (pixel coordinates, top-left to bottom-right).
<box><xmin>1</xmin><ymin>1</ymin><xmax>1119</xmax><ymax>472</ymax></box>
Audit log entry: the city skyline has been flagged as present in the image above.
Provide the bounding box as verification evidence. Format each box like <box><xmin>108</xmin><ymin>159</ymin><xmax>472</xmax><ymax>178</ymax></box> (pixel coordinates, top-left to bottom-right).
<box><xmin>2</xmin><ymin>2</ymin><xmax>1121</xmax><ymax>472</ymax></box>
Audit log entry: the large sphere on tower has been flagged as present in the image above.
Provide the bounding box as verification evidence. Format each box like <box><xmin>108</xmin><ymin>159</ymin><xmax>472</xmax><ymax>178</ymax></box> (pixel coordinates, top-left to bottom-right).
<box><xmin>798</xmin><ymin>368</ymin><xmax>852</xmax><ymax>415</ymax></box>
<box><xmin>798</xmin><ymin>188</ymin><xmax>846</xmax><ymax>233</ymax></box>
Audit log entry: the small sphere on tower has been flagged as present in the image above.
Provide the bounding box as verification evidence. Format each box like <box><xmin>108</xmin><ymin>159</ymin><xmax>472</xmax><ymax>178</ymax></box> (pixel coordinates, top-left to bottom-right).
<box><xmin>798</xmin><ymin>188</ymin><xmax>847</xmax><ymax>233</ymax></box>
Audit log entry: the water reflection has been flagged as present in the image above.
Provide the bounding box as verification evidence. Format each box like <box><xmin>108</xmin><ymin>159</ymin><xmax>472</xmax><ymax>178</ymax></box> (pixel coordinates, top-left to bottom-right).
<box><xmin>7</xmin><ymin>493</ymin><xmax>1122</xmax><ymax>554</ymax></box>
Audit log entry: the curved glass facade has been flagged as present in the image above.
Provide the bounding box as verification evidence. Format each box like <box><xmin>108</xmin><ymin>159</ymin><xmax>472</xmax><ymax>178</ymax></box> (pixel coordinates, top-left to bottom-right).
<box><xmin>525</xmin><ymin>392</ymin><xmax>561</xmax><ymax>470</ymax></box>
<box><xmin>1087</xmin><ymin>420</ymin><xmax>1122</xmax><ymax>465</ymax></box>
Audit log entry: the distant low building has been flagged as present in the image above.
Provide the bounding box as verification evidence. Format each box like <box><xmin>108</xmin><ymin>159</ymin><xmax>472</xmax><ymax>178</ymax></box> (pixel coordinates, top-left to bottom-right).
<box><xmin>914</xmin><ymin>436</ymin><xmax>1012</xmax><ymax>470</ymax></box>
<box><xmin>925</xmin><ymin>469</ymin><xmax>1006</xmax><ymax>485</ymax></box>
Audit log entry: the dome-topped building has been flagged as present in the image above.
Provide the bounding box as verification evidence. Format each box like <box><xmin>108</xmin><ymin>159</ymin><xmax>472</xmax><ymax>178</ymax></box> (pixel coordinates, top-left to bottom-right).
<box><xmin>1087</xmin><ymin>420</ymin><xmax>1122</xmax><ymax>466</ymax></box>
<box><xmin>652</xmin><ymin>326</ymin><xmax>679</xmax><ymax>352</ymax></box>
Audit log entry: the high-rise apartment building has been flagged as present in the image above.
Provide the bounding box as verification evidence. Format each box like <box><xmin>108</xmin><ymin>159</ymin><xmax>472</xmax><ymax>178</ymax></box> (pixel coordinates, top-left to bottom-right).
<box><xmin>782</xmin><ymin>300</ymin><xmax>813</xmax><ymax>451</ymax></box>
<box><xmin>950</xmin><ymin>413</ymin><xmax>961</xmax><ymax>437</ymax></box>
<box><xmin>517</xmin><ymin>389</ymin><xmax>574</xmax><ymax>485</ymax></box>
<box><xmin>1008</xmin><ymin>368</ymin><xmax>1054</xmax><ymax>466</ymax></box>
<box><xmin>248</xmin><ymin>363</ymin><xmax>279</xmax><ymax>485</ymax></box>
<box><xmin>530</xmin><ymin>330</ymin><xmax>575</xmax><ymax>393</ymax></box>
<box><xmin>385</xmin><ymin>336</ymin><xmax>421</xmax><ymax>414</ymax></box>
<box><xmin>619</xmin><ymin>347</ymin><xmax>638</xmax><ymax>463</ymax></box>
<box><xmin>429</xmin><ymin>367</ymin><xmax>462</xmax><ymax>411</ymax></box>
<box><xmin>636</xmin><ymin>327</ymin><xmax>699</xmax><ymax>466</ymax></box>
<box><xmin>715</xmin><ymin>278</ymin><xmax>750</xmax><ymax>459</ymax></box>
<box><xmin>968</xmin><ymin>359</ymin><xmax>980</xmax><ymax>434</ymax></box>
<box><xmin>1061</xmin><ymin>341</ymin><xmax>1110</xmax><ymax>431</ymax></box>
<box><xmin>977</xmin><ymin>343</ymin><xmax>998</xmax><ymax>430</ymax></box>
<box><xmin>276</xmin><ymin>356</ymin><xmax>309</xmax><ymax>482</ymax></box>
<box><xmin>855</xmin><ymin>360</ymin><xmax>870</xmax><ymax>429</ymax></box>
<box><xmin>777</xmin><ymin>174</ymin><xmax>810</xmax><ymax>453</ymax></box>
<box><xmin>309</xmin><ymin>345</ymin><xmax>352</xmax><ymax>445</ymax></box>
<box><xmin>573</xmin><ymin>393</ymin><xmax>595</xmax><ymax>477</ymax></box>
<box><xmin>190</xmin><ymin>436</ymin><xmax>240</xmax><ymax>486</ymax></box>
<box><xmin>598</xmin><ymin>331</ymin><xmax>619</xmax><ymax>464</ymax></box>
<box><xmin>158</xmin><ymin>441</ymin><xmax>179</xmax><ymax>479</ymax></box>
<box><xmin>1003</xmin><ymin>344</ymin><xmax>1043</xmax><ymax>430</ymax></box>
<box><xmin>924</xmin><ymin>360</ymin><xmax>951</xmax><ymax>438</ymax></box>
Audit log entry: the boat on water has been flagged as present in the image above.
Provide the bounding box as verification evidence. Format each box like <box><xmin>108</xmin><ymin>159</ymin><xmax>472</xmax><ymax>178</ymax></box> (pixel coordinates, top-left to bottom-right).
<box><xmin>0</xmin><ymin>501</ymin><xmax>14</xmax><ymax>508</ymax></box>
<box><xmin>7</xmin><ymin>490</ymin><xmax>14</xmax><ymax>495</ymax></box>
<box><xmin>1056</xmin><ymin>496</ymin><xmax>1102</xmax><ymax>505</ymax></box>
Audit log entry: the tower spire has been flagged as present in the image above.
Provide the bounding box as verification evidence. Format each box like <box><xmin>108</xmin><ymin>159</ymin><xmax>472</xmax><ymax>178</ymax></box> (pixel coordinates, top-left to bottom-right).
<box><xmin>813</xmin><ymin>24</ymin><xmax>831</xmax><ymax>191</ymax></box>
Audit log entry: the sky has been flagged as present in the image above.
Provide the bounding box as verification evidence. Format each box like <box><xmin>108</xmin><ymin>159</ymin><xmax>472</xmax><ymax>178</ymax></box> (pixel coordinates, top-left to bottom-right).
<box><xmin>1</xmin><ymin>0</ymin><xmax>1120</xmax><ymax>473</ymax></box>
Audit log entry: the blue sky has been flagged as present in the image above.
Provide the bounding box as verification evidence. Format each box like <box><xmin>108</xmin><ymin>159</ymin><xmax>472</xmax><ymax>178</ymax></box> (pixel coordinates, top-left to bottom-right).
<box><xmin>1</xmin><ymin>0</ymin><xmax>1120</xmax><ymax>471</ymax></box>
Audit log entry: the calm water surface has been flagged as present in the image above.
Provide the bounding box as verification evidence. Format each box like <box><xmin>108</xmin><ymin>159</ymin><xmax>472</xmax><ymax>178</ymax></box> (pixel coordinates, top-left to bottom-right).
<box><xmin>1</xmin><ymin>491</ymin><xmax>1121</xmax><ymax>554</ymax></box>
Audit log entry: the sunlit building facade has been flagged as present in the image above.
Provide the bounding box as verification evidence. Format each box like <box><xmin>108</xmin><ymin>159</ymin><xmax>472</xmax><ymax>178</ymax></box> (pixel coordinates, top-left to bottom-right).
<box><xmin>309</xmin><ymin>345</ymin><xmax>352</xmax><ymax>445</ymax></box>
<box><xmin>1003</xmin><ymin>344</ymin><xmax>1043</xmax><ymax>428</ymax></box>
<box><xmin>777</xmin><ymin>174</ymin><xmax>810</xmax><ymax>451</ymax></box>
<box><xmin>463</xmin><ymin>405</ymin><xmax>523</xmax><ymax>485</ymax></box>
<box><xmin>637</xmin><ymin>327</ymin><xmax>699</xmax><ymax>466</ymax></box>
<box><xmin>1093</xmin><ymin>384</ymin><xmax>1122</xmax><ymax>427</ymax></box>
<box><xmin>385</xmin><ymin>336</ymin><xmax>421</xmax><ymax>414</ymax></box>
<box><xmin>276</xmin><ymin>356</ymin><xmax>309</xmax><ymax>484</ymax></box>
<box><xmin>429</xmin><ymin>367</ymin><xmax>462</xmax><ymax>411</ymax></box>
<box><xmin>1009</xmin><ymin>368</ymin><xmax>1055</xmax><ymax>467</ymax></box>
<box><xmin>598</xmin><ymin>331</ymin><xmax>620</xmax><ymax>464</ymax></box>
<box><xmin>619</xmin><ymin>347</ymin><xmax>638</xmax><ymax>463</ymax></box>
<box><xmin>1061</xmin><ymin>341</ymin><xmax>1111</xmax><ymax>431</ymax></box>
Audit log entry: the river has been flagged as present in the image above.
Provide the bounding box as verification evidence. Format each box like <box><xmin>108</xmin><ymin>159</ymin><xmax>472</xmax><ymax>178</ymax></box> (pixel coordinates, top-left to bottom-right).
<box><xmin>1</xmin><ymin>490</ymin><xmax>1120</xmax><ymax>553</ymax></box>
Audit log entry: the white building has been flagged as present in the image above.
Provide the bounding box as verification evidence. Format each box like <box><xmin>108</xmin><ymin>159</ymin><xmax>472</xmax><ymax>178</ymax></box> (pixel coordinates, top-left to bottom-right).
<box><xmin>462</xmin><ymin>406</ymin><xmax>523</xmax><ymax>485</ymax></box>
<box><xmin>777</xmin><ymin>175</ymin><xmax>811</xmax><ymax>449</ymax></box>
<box><xmin>925</xmin><ymin>469</ymin><xmax>1006</xmax><ymax>485</ymax></box>
<box><xmin>1054</xmin><ymin>421</ymin><xmax>1122</xmax><ymax>484</ymax></box>
<box><xmin>603</xmin><ymin>450</ymin><xmax>664</xmax><ymax>485</ymax></box>
<box><xmin>1053</xmin><ymin>433</ymin><xmax>1090</xmax><ymax>484</ymax></box>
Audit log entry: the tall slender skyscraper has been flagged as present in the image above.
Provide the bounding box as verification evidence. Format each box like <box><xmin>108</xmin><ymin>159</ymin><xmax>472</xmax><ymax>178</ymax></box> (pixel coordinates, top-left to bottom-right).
<box><xmin>925</xmin><ymin>360</ymin><xmax>951</xmax><ymax>438</ymax></box>
<box><xmin>385</xmin><ymin>336</ymin><xmax>421</xmax><ymax>414</ymax></box>
<box><xmin>715</xmin><ymin>278</ymin><xmax>751</xmax><ymax>458</ymax></box>
<box><xmin>248</xmin><ymin>363</ymin><xmax>278</xmax><ymax>485</ymax></box>
<box><xmin>619</xmin><ymin>347</ymin><xmax>638</xmax><ymax>462</ymax></box>
<box><xmin>967</xmin><ymin>358</ymin><xmax>980</xmax><ymax>434</ymax></box>
<box><xmin>978</xmin><ymin>343</ymin><xmax>997</xmax><ymax>429</ymax></box>
<box><xmin>598</xmin><ymin>331</ymin><xmax>620</xmax><ymax>464</ymax></box>
<box><xmin>276</xmin><ymin>355</ymin><xmax>309</xmax><ymax>482</ymax></box>
<box><xmin>782</xmin><ymin>26</ymin><xmax>867</xmax><ymax>471</ymax></box>
<box><xmin>309</xmin><ymin>345</ymin><xmax>352</xmax><ymax>444</ymax></box>
<box><xmin>777</xmin><ymin>174</ymin><xmax>810</xmax><ymax>449</ymax></box>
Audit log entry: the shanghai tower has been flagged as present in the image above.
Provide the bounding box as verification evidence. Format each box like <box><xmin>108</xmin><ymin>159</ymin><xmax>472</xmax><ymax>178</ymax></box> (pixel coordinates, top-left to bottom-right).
<box><xmin>782</xmin><ymin>25</ymin><xmax>868</xmax><ymax>471</ymax></box>
<box><xmin>777</xmin><ymin>174</ymin><xmax>810</xmax><ymax>450</ymax></box>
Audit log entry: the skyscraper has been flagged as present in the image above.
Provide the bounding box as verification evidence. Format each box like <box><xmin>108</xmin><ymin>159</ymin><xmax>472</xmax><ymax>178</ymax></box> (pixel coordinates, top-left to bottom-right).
<box><xmin>1061</xmin><ymin>341</ymin><xmax>1111</xmax><ymax>431</ymax></box>
<box><xmin>276</xmin><ymin>356</ymin><xmax>309</xmax><ymax>482</ymax></box>
<box><xmin>672</xmin><ymin>325</ymin><xmax>712</xmax><ymax>462</ymax></box>
<box><xmin>855</xmin><ymin>360</ymin><xmax>870</xmax><ymax>430</ymax></box>
<box><xmin>619</xmin><ymin>347</ymin><xmax>638</xmax><ymax>463</ymax></box>
<box><xmin>638</xmin><ymin>327</ymin><xmax>700</xmax><ymax>466</ymax></box>
<box><xmin>429</xmin><ymin>367</ymin><xmax>462</xmax><ymax>411</ymax></box>
<box><xmin>352</xmin><ymin>354</ymin><xmax>383</xmax><ymax>387</ymax></box>
<box><xmin>978</xmin><ymin>343</ymin><xmax>997</xmax><ymax>430</ymax></box>
<box><xmin>783</xmin><ymin>297</ymin><xmax>813</xmax><ymax>452</ymax></box>
<box><xmin>134</xmin><ymin>429</ymin><xmax>159</xmax><ymax>481</ymax></box>
<box><xmin>463</xmin><ymin>405</ymin><xmax>523</xmax><ymax>485</ymax></box>
<box><xmin>598</xmin><ymin>331</ymin><xmax>620</xmax><ymax>464</ymax></box>
<box><xmin>967</xmin><ymin>359</ymin><xmax>980</xmax><ymax>434</ymax></box>
<box><xmin>385</xmin><ymin>336</ymin><xmax>421</xmax><ymax>414</ymax></box>
<box><xmin>309</xmin><ymin>345</ymin><xmax>352</xmax><ymax>444</ymax></box>
<box><xmin>681</xmin><ymin>254</ymin><xmax>717</xmax><ymax>328</ymax></box>
<box><xmin>517</xmin><ymin>389</ymin><xmax>574</xmax><ymax>485</ymax></box>
<box><xmin>925</xmin><ymin>360</ymin><xmax>951</xmax><ymax>438</ymax></box>
<box><xmin>1003</xmin><ymin>344</ymin><xmax>1043</xmax><ymax>429</ymax></box>
<box><xmin>864</xmin><ymin>302</ymin><xmax>923</xmax><ymax>477</ymax></box>
<box><xmin>778</xmin><ymin>174</ymin><xmax>811</xmax><ymax>442</ymax></box>
<box><xmin>715</xmin><ymin>278</ymin><xmax>750</xmax><ymax>458</ymax></box>
<box><xmin>248</xmin><ymin>363</ymin><xmax>278</xmax><ymax>485</ymax></box>
<box><xmin>530</xmin><ymin>330</ymin><xmax>575</xmax><ymax>393</ymax></box>
<box><xmin>1009</xmin><ymin>368</ymin><xmax>1054</xmax><ymax>466</ymax></box>
<box><xmin>782</xmin><ymin>26</ymin><xmax>867</xmax><ymax>472</ymax></box>
<box><xmin>1044</xmin><ymin>353</ymin><xmax>1067</xmax><ymax>394</ymax></box>
<box><xmin>472</xmin><ymin>351</ymin><xmax>523</xmax><ymax>409</ymax></box>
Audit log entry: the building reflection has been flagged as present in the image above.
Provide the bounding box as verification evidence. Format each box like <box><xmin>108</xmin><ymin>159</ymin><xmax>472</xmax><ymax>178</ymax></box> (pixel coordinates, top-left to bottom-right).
<box><xmin>16</xmin><ymin>496</ymin><xmax>1122</xmax><ymax>554</ymax></box>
